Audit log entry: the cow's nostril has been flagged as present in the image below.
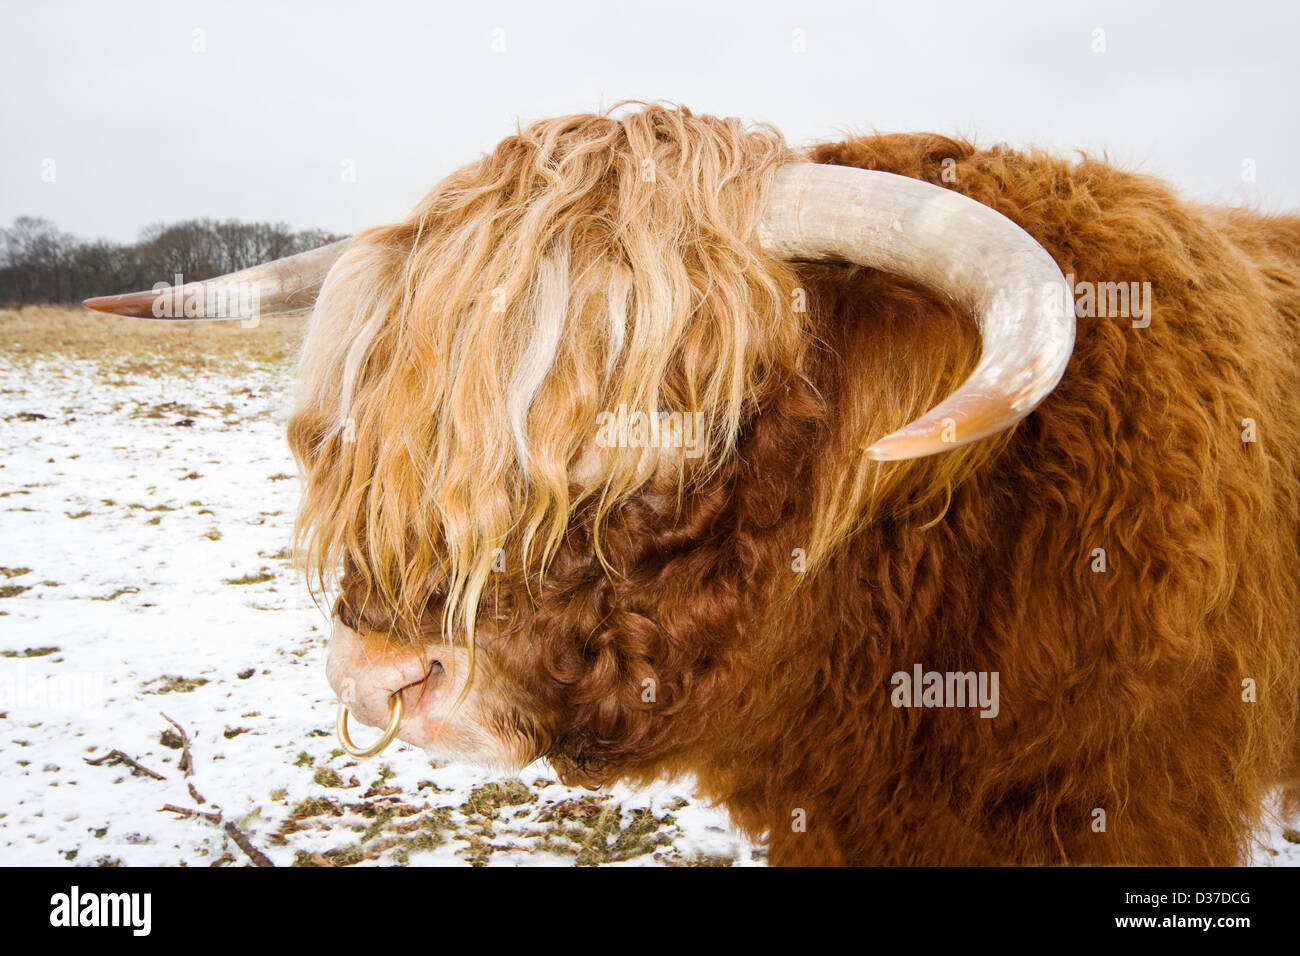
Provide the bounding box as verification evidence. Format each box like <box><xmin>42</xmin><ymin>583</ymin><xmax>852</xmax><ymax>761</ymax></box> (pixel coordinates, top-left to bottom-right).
<box><xmin>428</xmin><ymin>660</ymin><xmax>445</xmax><ymax>678</ymax></box>
<box><xmin>334</xmin><ymin>600</ymin><xmax>357</xmax><ymax>632</ymax></box>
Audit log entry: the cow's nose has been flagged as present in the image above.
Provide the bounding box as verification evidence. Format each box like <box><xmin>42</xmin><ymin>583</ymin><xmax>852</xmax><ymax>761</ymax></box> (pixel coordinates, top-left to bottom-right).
<box><xmin>325</xmin><ymin>621</ymin><xmax>442</xmax><ymax>731</ymax></box>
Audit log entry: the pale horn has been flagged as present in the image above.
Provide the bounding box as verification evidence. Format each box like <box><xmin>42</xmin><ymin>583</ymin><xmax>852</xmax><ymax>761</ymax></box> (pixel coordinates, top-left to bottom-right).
<box><xmin>82</xmin><ymin>238</ymin><xmax>351</xmax><ymax>320</ymax></box>
<box><xmin>84</xmin><ymin>163</ymin><xmax>1074</xmax><ymax>461</ymax></box>
<box><xmin>758</xmin><ymin>164</ymin><xmax>1075</xmax><ymax>461</ymax></box>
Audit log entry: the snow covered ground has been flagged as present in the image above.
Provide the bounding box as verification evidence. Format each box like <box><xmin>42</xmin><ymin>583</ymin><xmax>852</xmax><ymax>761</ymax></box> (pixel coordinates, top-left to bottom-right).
<box><xmin>0</xmin><ymin>353</ymin><xmax>758</xmax><ymax>867</ymax></box>
<box><xmin>0</xmin><ymin>350</ymin><xmax>1296</xmax><ymax>867</ymax></box>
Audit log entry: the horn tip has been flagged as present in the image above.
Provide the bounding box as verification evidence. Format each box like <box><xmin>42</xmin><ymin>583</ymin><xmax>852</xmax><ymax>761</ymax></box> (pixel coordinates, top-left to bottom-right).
<box><xmin>82</xmin><ymin>293</ymin><xmax>156</xmax><ymax>318</ymax></box>
<box><xmin>862</xmin><ymin>441</ymin><xmax>907</xmax><ymax>462</ymax></box>
<box><xmin>862</xmin><ymin>431</ymin><xmax>950</xmax><ymax>462</ymax></box>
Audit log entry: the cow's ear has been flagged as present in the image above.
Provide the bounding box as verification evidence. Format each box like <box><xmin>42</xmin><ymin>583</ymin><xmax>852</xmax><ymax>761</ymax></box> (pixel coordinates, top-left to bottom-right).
<box><xmin>792</xmin><ymin>265</ymin><xmax>1009</xmax><ymax>566</ymax></box>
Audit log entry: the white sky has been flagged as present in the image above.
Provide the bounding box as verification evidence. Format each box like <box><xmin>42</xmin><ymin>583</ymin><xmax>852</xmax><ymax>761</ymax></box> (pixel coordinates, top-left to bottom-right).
<box><xmin>2</xmin><ymin>0</ymin><xmax>1296</xmax><ymax>243</ymax></box>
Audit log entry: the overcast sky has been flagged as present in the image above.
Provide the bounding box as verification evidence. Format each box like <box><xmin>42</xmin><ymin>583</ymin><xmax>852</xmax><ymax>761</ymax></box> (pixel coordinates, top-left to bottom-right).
<box><xmin>2</xmin><ymin>0</ymin><xmax>1295</xmax><ymax>243</ymax></box>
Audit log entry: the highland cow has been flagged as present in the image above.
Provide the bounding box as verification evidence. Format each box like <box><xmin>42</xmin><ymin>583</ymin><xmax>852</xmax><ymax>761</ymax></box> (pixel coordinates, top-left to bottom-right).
<box><xmin>85</xmin><ymin>105</ymin><xmax>1300</xmax><ymax>865</ymax></box>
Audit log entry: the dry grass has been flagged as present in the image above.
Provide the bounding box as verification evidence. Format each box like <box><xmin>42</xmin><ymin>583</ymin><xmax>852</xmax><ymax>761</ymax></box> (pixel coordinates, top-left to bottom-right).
<box><xmin>0</xmin><ymin>305</ymin><xmax>304</xmax><ymax>372</ymax></box>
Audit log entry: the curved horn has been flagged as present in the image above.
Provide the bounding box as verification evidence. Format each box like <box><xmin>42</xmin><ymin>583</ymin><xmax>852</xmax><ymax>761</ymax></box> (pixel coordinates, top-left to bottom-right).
<box><xmin>758</xmin><ymin>164</ymin><xmax>1075</xmax><ymax>461</ymax></box>
<box><xmin>82</xmin><ymin>239</ymin><xmax>351</xmax><ymax>320</ymax></box>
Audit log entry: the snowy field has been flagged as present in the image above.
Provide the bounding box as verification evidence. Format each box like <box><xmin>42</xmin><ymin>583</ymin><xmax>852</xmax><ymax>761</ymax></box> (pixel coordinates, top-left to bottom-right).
<box><xmin>0</xmin><ymin>345</ymin><xmax>759</xmax><ymax>867</ymax></box>
<box><xmin>1</xmin><ymin>335</ymin><xmax>1297</xmax><ymax>867</ymax></box>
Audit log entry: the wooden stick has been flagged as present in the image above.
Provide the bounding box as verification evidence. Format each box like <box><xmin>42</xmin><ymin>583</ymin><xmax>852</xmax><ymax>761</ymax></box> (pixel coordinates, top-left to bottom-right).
<box><xmin>223</xmin><ymin>821</ymin><xmax>275</xmax><ymax>868</ymax></box>
<box><xmin>160</xmin><ymin>712</ymin><xmax>193</xmax><ymax>776</ymax></box>
<box><xmin>160</xmin><ymin>804</ymin><xmax>222</xmax><ymax>824</ymax></box>
<box><xmin>85</xmin><ymin>718</ymin><xmax>275</xmax><ymax>867</ymax></box>
<box><xmin>84</xmin><ymin>749</ymin><xmax>165</xmax><ymax>780</ymax></box>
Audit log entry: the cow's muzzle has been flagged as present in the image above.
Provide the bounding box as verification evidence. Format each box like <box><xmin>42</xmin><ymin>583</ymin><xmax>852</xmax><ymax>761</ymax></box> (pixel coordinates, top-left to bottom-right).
<box><xmin>326</xmin><ymin>620</ymin><xmax>452</xmax><ymax>758</ymax></box>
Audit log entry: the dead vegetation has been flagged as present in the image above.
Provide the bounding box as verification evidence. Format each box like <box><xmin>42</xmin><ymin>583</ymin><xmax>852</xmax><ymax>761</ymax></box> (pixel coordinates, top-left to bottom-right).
<box><xmin>0</xmin><ymin>304</ymin><xmax>304</xmax><ymax>371</ymax></box>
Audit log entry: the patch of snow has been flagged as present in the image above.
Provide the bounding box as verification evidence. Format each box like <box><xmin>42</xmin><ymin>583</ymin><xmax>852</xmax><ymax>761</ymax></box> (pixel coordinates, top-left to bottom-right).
<box><xmin>0</xmin><ymin>357</ymin><xmax>757</xmax><ymax>866</ymax></box>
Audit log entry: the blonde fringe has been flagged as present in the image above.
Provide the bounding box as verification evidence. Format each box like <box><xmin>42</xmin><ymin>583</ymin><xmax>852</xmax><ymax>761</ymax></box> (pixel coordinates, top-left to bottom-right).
<box><xmin>288</xmin><ymin>104</ymin><xmax>807</xmax><ymax>646</ymax></box>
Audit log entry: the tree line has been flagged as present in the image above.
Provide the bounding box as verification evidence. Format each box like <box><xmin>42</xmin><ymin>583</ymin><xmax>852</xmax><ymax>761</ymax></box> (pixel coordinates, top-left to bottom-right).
<box><xmin>0</xmin><ymin>216</ymin><xmax>346</xmax><ymax>306</ymax></box>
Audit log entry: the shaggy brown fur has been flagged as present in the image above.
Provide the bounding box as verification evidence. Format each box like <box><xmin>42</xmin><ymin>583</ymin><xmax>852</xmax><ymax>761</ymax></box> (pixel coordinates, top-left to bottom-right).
<box><xmin>292</xmin><ymin>107</ymin><xmax>1300</xmax><ymax>865</ymax></box>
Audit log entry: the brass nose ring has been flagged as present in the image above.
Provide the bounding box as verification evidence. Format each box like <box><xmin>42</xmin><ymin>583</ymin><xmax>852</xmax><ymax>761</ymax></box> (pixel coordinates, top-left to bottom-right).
<box><xmin>336</xmin><ymin>692</ymin><xmax>403</xmax><ymax>758</ymax></box>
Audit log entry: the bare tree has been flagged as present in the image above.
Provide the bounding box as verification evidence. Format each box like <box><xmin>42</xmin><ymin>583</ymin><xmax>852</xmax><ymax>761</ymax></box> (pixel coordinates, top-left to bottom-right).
<box><xmin>0</xmin><ymin>216</ymin><xmax>345</xmax><ymax>306</ymax></box>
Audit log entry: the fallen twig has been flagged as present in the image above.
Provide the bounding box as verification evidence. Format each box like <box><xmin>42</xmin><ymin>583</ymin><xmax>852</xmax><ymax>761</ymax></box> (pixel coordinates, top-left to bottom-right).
<box><xmin>223</xmin><ymin>821</ymin><xmax>275</xmax><ymax>868</ymax></box>
<box><xmin>164</xmin><ymin>716</ymin><xmax>217</xmax><ymax>823</ymax></box>
<box><xmin>85</xmin><ymin>718</ymin><xmax>276</xmax><ymax>866</ymax></box>
<box><xmin>160</xmin><ymin>712</ymin><xmax>193</xmax><ymax>776</ymax></box>
<box><xmin>84</xmin><ymin>749</ymin><xmax>165</xmax><ymax>780</ymax></box>
<box><xmin>160</xmin><ymin>804</ymin><xmax>222</xmax><ymax>824</ymax></box>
